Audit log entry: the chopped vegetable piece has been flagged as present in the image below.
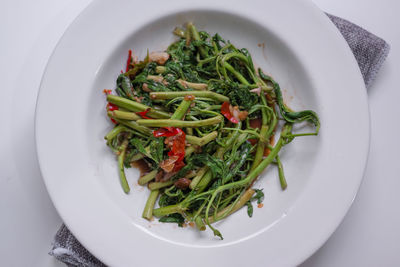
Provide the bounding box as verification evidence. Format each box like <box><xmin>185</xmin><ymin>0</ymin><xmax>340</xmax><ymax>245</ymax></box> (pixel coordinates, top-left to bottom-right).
<box><xmin>136</xmin><ymin>108</ymin><xmax>151</xmax><ymax>119</ymax></box>
<box><xmin>221</xmin><ymin>102</ymin><xmax>239</xmax><ymax>123</ymax></box>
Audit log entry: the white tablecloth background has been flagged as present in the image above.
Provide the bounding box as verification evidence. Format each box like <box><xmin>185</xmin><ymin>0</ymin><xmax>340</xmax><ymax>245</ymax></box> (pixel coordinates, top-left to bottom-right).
<box><xmin>1</xmin><ymin>0</ymin><xmax>399</xmax><ymax>266</ymax></box>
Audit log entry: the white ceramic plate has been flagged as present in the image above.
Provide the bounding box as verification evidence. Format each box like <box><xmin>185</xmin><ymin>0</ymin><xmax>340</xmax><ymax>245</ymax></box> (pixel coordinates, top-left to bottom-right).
<box><xmin>35</xmin><ymin>0</ymin><xmax>369</xmax><ymax>266</ymax></box>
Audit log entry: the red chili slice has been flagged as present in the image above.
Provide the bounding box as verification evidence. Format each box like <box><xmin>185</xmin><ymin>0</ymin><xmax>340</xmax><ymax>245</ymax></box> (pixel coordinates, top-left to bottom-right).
<box><xmin>153</xmin><ymin>127</ymin><xmax>182</xmax><ymax>137</ymax></box>
<box><xmin>106</xmin><ymin>103</ymin><xmax>119</xmax><ymax>124</ymax></box>
<box><xmin>172</xmin><ymin>160</ymin><xmax>185</xmax><ymax>172</ymax></box>
<box><xmin>136</xmin><ymin>108</ymin><xmax>151</xmax><ymax>119</ymax></box>
<box><xmin>221</xmin><ymin>101</ymin><xmax>239</xmax><ymax>124</ymax></box>
<box><xmin>153</xmin><ymin>128</ymin><xmax>173</xmax><ymax>137</ymax></box>
<box><xmin>126</xmin><ymin>49</ymin><xmax>132</xmax><ymax>72</ymax></box>
<box><xmin>104</xmin><ymin>90</ymin><xmax>118</xmax><ymax>123</ymax></box>
<box><xmin>106</xmin><ymin>103</ymin><xmax>119</xmax><ymax>112</ymax></box>
<box><xmin>154</xmin><ymin>127</ymin><xmax>186</xmax><ymax>172</ymax></box>
<box><xmin>171</xmin><ymin>134</ymin><xmax>185</xmax><ymax>161</ymax></box>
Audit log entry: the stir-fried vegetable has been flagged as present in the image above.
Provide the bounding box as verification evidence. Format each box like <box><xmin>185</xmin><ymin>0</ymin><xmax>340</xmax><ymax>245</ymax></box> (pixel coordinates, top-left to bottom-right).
<box><xmin>103</xmin><ymin>23</ymin><xmax>320</xmax><ymax>239</ymax></box>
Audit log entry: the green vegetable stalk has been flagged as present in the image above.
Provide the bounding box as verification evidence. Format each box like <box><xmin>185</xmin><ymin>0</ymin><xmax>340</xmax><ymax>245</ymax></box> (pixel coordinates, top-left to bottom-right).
<box><xmin>137</xmin><ymin>116</ymin><xmax>222</xmax><ymax>128</ymax></box>
<box><xmin>150</xmin><ymin>91</ymin><xmax>229</xmax><ymax>103</ymax></box>
<box><xmin>107</xmin><ymin>95</ymin><xmax>170</xmax><ymax>119</ymax></box>
<box><xmin>138</xmin><ymin>170</ymin><xmax>158</xmax><ymax>185</ymax></box>
<box><xmin>142</xmin><ymin>190</ymin><xmax>160</xmax><ymax>220</ymax></box>
<box><xmin>118</xmin><ymin>137</ymin><xmax>131</xmax><ymax>194</ymax></box>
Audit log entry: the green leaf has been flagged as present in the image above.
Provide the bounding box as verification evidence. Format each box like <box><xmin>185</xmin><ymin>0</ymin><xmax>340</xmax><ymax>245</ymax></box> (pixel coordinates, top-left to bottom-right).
<box><xmin>212</xmin><ymin>228</ymin><xmax>224</xmax><ymax>240</ymax></box>
<box><xmin>159</xmin><ymin>213</ymin><xmax>185</xmax><ymax>227</ymax></box>
<box><xmin>147</xmin><ymin>80</ymin><xmax>170</xmax><ymax>92</ymax></box>
<box><xmin>158</xmin><ymin>188</ymin><xmax>188</xmax><ymax>208</ymax></box>
<box><xmin>158</xmin><ymin>194</ymin><xmax>170</xmax><ymax>207</ymax></box>
<box><xmin>124</xmin><ymin>56</ymin><xmax>149</xmax><ymax>78</ymax></box>
<box><xmin>130</xmin><ymin>138</ymin><xmax>157</xmax><ymax>162</ymax></box>
<box><xmin>163</xmin><ymin>61</ymin><xmax>185</xmax><ymax>78</ymax></box>
<box><xmin>130</xmin><ymin>138</ymin><xmax>147</xmax><ymax>155</ymax></box>
<box><xmin>251</xmin><ymin>189</ymin><xmax>264</xmax><ymax>204</ymax></box>
<box><xmin>190</xmin><ymin>154</ymin><xmax>226</xmax><ymax>178</ymax></box>
<box><xmin>212</xmin><ymin>33</ymin><xmax>226</xmax><ymax>51</ymax></box>
<box><xmin>132</xmin><ymin>72</ymin><xmax>147</xmax><ymax>84</ymax></box>
<box><xmin>149</xmin><ymin>137</ymin><xmax>164</xmax><ymax>163</ymax></box>
<box><xmin>227</xmin><ymin>85</ymin><xmax>258</xmax><ymax>110</ymax></box>
<box><xmin>246</xmin><ymin>201</ymin><xmax>253</xmax><ymax>217</ymax></box>
<box><xmin>116</xmin><ymin>74</ymin><xmax>133</xmax><ymax>99</ymax></box>
<box><xmin>123</xmin><ymin>149</ymin><xmax>137</xmax><ymax>168</ymax></box>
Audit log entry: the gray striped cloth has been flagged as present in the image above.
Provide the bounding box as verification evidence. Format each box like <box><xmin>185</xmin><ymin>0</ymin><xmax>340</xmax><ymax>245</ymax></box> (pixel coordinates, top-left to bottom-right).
<box><xmin>49</xmin><ymin>14</ymin><xmax>390</xmax><ymax>267</ymax></box>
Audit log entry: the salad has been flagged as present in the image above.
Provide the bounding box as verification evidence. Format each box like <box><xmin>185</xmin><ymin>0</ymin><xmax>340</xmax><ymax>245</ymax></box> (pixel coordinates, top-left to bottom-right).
<box><xmin>103</xmin><ymin>23</ymin><xmax>320</xmax><ymax>239</ymax></box>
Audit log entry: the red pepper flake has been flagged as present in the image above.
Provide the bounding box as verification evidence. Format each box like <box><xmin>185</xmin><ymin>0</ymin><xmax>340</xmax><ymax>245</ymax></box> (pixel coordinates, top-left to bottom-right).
<box><xmin>257</xmin><ymin>203</ymin><xmax>264</xmax><ymax>208</ymax></box>
<box><xmin>103</xmin><ymin>89</ymin><xmax>112</xmax><ymax>95</ymax></box>
<box><xmin>126</xmin><ymin>49</ymin><xmax>132</xmax><ymax>72</ymax></box>
<box><xmin>221</xmin><ymin>102</ymin><xmax>239</xmax><ymax>124</ymax></box>
<box><xmin>136</xmin><ymin>108</ymin><xmax>151</xmax><ymax>119</ymax></box>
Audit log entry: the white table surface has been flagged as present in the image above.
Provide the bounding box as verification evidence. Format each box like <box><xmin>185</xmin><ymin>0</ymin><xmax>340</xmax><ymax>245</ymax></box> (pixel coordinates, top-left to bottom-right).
<box><xmin>1</xmin><ymin>0</ymin><xmax>399</xmax><ymax>266</ymax></box>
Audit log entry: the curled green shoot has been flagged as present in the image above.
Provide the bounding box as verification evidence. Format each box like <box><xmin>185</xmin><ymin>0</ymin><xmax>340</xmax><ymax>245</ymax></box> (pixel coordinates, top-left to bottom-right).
<box><xmin>258</xmin><ymin>69</ymin><xmax>320</xmax><ymax>134</ymax></box>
